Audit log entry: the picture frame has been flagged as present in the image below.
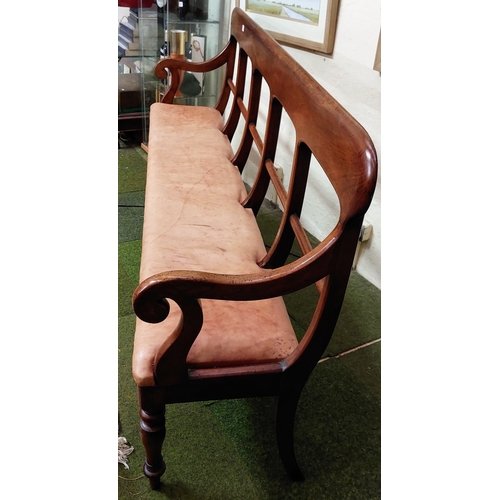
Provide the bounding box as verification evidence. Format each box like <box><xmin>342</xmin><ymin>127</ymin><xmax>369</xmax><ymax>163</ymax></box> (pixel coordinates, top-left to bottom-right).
<box><xmin>190</xmin><ymin>34</ymin><xmax>207</xmax><ymax>94</ymax></box>
<box><xmin>235</xmin><ymin>0</ymin><xmax>339</xmax><ymax>54</ymax></box>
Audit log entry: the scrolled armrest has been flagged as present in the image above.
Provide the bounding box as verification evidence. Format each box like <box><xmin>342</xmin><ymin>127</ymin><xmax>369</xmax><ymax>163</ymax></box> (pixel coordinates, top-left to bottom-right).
<box><xmin>133</xmin><ymin>251</ymin><xmax>331</xmax><ymax>325</ymax></box>
<box><xmin>154</xmin><ymin>40</ymin><xmax>235</xmax><ymax>103</ymax></box>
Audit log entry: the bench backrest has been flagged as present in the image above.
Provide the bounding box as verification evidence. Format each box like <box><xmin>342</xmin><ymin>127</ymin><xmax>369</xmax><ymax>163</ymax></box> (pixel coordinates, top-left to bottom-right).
<box><xmin>216</xmin><ymin>8</ymin><xmax>378</xmax><ymax>370</ymax></box>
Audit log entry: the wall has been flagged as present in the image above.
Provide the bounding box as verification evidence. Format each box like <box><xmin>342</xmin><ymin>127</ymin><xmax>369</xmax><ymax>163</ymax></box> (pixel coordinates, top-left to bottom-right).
<box><xmin>231</xmin><ymin>0</ymin><xmax>381</xmax><ymax>289</ymax></box>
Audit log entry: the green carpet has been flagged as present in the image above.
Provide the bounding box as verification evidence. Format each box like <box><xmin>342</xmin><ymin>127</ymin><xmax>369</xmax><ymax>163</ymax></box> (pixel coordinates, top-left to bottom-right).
<box><xmin>118</xmin><ymin>144</ymin><xmax>380</xmax><ymax>499</ymax></box>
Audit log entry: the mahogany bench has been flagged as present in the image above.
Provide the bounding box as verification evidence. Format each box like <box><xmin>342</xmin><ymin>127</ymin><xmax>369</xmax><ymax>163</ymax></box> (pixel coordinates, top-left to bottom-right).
<box><xmin>132</xmin><ymin>7</ymin><xmax>377</xmax><ymax>490</ymax></box>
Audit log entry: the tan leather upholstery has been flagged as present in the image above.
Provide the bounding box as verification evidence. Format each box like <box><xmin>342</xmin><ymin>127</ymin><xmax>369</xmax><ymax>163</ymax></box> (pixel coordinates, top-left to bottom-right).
<box><xmin>132</xmin><ymin>103</ymin><xmax>298</xmax><ymax>387</ymax></box>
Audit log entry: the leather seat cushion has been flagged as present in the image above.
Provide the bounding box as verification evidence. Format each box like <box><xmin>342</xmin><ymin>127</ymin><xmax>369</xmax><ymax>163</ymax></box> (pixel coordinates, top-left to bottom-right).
<box><xmin>132</xmin><ymin>103</ymin><xmax>298</xmax><ymax>387</ymax></box>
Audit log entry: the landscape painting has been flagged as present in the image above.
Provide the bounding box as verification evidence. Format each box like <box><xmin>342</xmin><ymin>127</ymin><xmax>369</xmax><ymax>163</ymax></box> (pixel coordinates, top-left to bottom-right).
<box><xmin>238</xmin><ymin>0</ymin><xmax>338</xmax><ymax>54</ymax></box>
<box><xmin>246</xmin><ymin>0</ymin><xmax>321</xmax><ymax>26</ymax></box>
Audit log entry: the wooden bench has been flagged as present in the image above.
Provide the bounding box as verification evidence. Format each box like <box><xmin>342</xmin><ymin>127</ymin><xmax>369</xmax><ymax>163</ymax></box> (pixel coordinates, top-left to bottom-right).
<box><xmin>132</xmin><ymin>7</ymin><xmax>378</xmax><ymax>490</ymax></box>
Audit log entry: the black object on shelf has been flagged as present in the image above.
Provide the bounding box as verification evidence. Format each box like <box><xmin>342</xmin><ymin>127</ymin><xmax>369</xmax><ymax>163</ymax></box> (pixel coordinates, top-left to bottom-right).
<box><xmin>177</xmin><ymin>0</ymin><xmax>189</xmax><ymax>20</ymax></box>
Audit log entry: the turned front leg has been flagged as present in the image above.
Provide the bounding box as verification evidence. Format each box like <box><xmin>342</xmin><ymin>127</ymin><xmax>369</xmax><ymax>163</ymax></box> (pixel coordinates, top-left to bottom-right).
<box><xmin>139</xmin><ymin>388</ymin><xmax>166</xmax><ymax>490</ymax></box>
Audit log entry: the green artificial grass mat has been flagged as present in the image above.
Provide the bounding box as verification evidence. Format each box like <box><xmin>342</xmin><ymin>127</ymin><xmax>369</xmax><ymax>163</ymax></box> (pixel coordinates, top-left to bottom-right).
<box><xmin>118</xmin><ymin>145</ymin><xmax>380</xmax><ymax>499</ymax></box>
<box><xmin>118</xmin><ymin>147</ymin><xmax>148</xmax><ymax>194</ymax></box>
<box><xmin>118</xmin><ymin>240</ymin><xmax>142</xmax><ymax>317</ymax></box>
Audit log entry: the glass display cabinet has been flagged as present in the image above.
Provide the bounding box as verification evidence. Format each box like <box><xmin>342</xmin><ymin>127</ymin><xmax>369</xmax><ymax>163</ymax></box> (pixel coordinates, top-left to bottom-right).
<box><xmin>119</xmin><ymin>7</ymin><xmax>150</xmax><ymax>135</ymax></box>
<box><xmin>137</xmin><ymin>0</ymin><xmax>227</xmax><ymax>148</ymax></box>
<box><xmin>118</xmin><ymin>5</ymin><xmax>161</xmax><ymax>136</ymax></box>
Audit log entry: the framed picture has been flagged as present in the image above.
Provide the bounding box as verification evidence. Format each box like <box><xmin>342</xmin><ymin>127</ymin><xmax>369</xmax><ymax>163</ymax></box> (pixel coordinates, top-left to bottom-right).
<box><xmin>236</xmin><ymin>0</ymin><xmax>339</xmax><ymax>54</ymax></box>
<box><xmin>190</xmin><ymin>34</ymin><xmax>207</xmax><ymax>93</ymax></box>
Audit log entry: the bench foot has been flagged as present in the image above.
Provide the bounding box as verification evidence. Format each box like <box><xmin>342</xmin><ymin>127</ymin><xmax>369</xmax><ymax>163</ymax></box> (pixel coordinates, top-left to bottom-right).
<box><xmin>145</xmin><ymin>468</ymin><xmax>164</xmax><ymax>490</ymax></box>
<box><xmin>275</xmin><ymin>388</ymin><xmax>305</xmax><ymax>481</ymax></box>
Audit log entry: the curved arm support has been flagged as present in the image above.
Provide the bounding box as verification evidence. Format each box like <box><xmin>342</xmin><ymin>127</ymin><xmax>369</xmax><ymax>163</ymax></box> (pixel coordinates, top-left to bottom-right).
<box><xmin>152</xmin><ymin>297</ymin><xmax>204</xmax><ymax>385</ymax></box>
